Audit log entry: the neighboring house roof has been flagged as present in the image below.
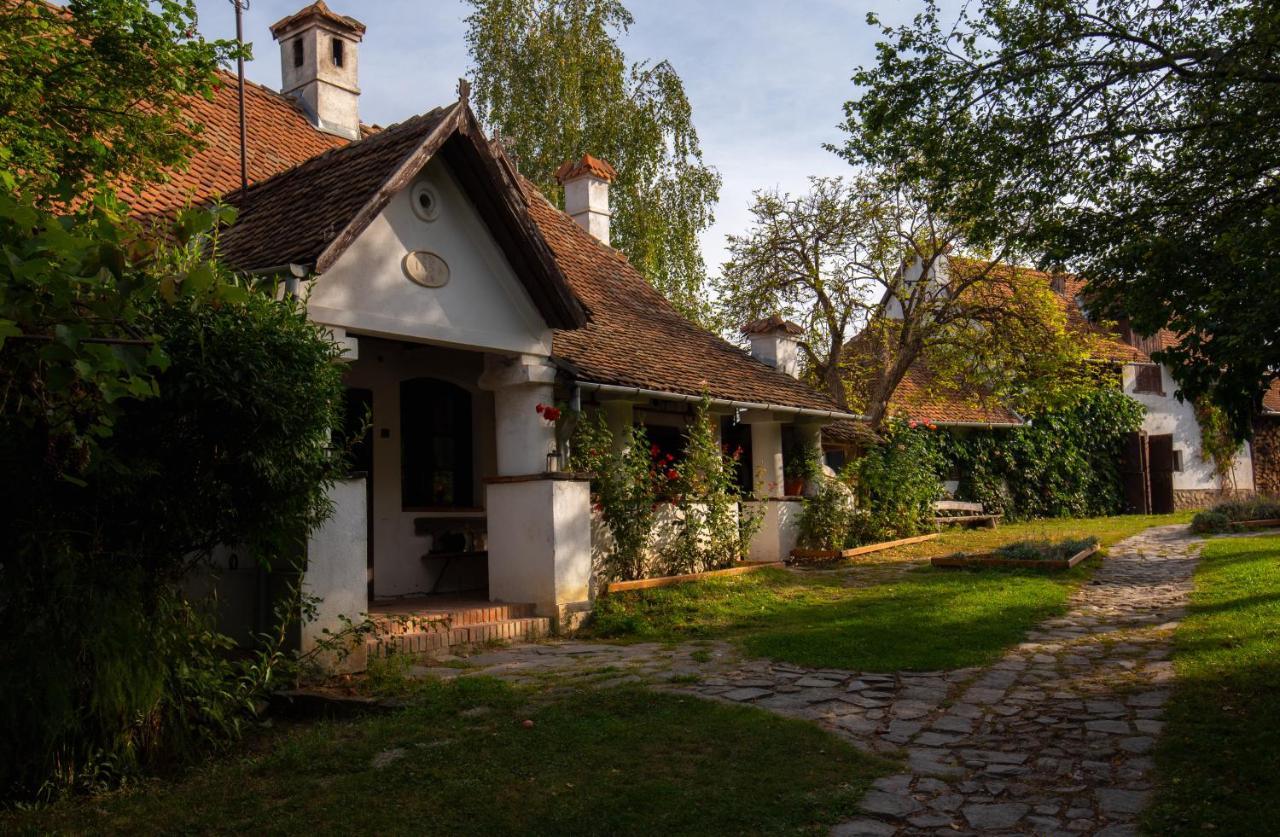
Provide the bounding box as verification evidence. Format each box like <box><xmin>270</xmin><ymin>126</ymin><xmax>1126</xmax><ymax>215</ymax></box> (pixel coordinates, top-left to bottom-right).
<box><xmin>123</xmin><ymin>74</ymin><xmax>847</xmax><ymax>416</ymax></box>
<box><xmin>1263</xmin><ymin>380</ymin><xmax>1280</xmax><ymax>415</ymax></box>
<box><xmin>947</xmin><ymin>257</ymin><xmax>1150</xmax><ymax>365</ymax></box>
<box><xmin>125</xmin><ymin>70</ymin><xmax>349</xmax><ymax>217</ymax></box>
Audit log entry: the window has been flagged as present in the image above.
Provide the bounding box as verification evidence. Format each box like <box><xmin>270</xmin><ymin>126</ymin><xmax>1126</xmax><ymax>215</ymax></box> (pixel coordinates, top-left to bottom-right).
<box><xmin>292</xmin><ymin>38</ymin><xmax>304</xmax><ymax>68</ymax></box>
<box><xmin>331</xmin><ymin>37</ymin><xmax>344</xmax><ymax>67</ymax></box>
<box><xmin>1134</xmin><ymin>364</ymin><xmax>1165</xmax><ymax>395</ymax></box>
<box><xmin>400</xmin><ymin>379</ymin><xmax>473</xmax><ymax>509</ymax></box>
<box><xmin>1172</xmin><ymin>449</ymin><xmax>1184</xmax><ymax>473</ymax></box>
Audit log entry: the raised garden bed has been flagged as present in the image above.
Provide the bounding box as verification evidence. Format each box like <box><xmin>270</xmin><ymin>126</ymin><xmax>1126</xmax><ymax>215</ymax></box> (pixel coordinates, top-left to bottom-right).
<box><xmin>602</xmin><ymin>561</ymin><xmax>783</xmax><ymax>594</ymax></box>
<box><xmin>931</xmin><ymin>538</ymin><xmax>1099</xmax><ymax>570</ymax></box>
<box><xmin>788</xmin><ymin>532</ymin><xmax>939</xmax><ymax>563</ymax></box>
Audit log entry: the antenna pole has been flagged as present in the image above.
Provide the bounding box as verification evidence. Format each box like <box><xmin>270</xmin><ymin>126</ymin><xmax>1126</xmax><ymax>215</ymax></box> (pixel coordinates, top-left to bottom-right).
<box><xmin>232</xmin><ymin>0</ymin><xmax>249</xmax><ymax>191</ymax></box>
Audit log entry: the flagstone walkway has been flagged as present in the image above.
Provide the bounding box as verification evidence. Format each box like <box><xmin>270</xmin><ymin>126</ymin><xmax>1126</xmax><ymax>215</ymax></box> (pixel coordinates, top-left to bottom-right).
<box><xmin>416</xmin><ymin>525</ymin><xmax>1200</xmax><ymax>836</ymax></box>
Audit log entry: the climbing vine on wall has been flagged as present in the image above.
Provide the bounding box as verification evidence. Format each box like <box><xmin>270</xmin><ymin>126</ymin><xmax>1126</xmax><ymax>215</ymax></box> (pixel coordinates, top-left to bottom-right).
<box><xmin>939</xmin><ymin>388</ymin><xmax>1145</xmax><ymax>520</ymax></box>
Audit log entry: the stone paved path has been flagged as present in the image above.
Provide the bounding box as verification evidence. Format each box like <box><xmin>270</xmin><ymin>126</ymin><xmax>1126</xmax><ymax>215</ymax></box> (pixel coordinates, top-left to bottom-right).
<box><xmin>416</xmin><ymin>525</ymin><xmax>1200</xmax><ymax>836</ymax></box>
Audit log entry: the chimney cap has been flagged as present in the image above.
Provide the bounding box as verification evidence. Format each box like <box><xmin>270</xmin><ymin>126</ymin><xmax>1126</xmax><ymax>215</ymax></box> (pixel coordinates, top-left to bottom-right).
<box><xmin>270</xmin><ymin>1</ymin><xmax>366</xmax><ymax>40</ymax></box>
<box><xmin>742</xmin><ymin>315</ymin><xmax>803</xmax><ymax>337</ymax></box>
<box><xmin>555</xmin><ymin>153</ymin><xmax>617</xmax><ymax>184</ymax></box>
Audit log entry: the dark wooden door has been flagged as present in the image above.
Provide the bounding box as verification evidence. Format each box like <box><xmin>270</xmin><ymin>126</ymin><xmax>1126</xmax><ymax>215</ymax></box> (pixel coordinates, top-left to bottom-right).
<box><xmin>1120</xmin><ymin>432</ymin><xmax>1150</xmax><ymax>514</ymax></box>
<box><xmin>1148</xmin><ymin>433</ymin><xmax>1176</xmax><ymax>514</ymax></box>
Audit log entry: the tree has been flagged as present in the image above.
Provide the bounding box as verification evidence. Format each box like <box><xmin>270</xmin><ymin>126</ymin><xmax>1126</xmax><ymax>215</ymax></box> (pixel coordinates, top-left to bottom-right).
<box><xmin>841</xmin><ymin>0</ymin><xmax>1280</xmax><ymax>439</ymax></box>
<box><xmin>0</xmin><ymin>0</ymin><xmax>239</xmax><ymax>203</ymax></box>
<box><xmin>464</xmin><ymin>0</ymin><xmax>721</xmax><ymax>323</ymax></box>
<box><xmin>716</xmin><ymin>172</ymin><xmax>1083</xmax><ymax>426</ymax></box>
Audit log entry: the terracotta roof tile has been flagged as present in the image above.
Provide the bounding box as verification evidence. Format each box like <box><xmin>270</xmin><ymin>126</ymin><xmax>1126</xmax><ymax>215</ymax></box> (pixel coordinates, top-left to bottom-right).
<box><xmin>269</xmin><ymin>1</ymin><xmax>365</xmax><ymax>38</ymax></box>
<box><xmin>742</xmin><ymin>315</ymin><xmax>804</xmax><ymax>336</ymax></box>
<box><xmin>1264</xmin><ymin>380</ymin><xmax>1280</xmax><ymax>414</ymax></box>
<box><xmin>124</xmin><ymin>70</ymin><xmax>349</xmax><ymax>218</ymax></box>
<box><xmin>554</xmin><ymin>154</ymin><xmax>617</xmax><ymax>183</ymax></box>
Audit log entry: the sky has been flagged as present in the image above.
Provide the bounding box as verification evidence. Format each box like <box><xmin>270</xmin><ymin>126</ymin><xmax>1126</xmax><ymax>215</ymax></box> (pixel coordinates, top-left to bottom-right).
<box><xmin>190</xmin><ymin>0</ymin><xmax>930</xmax><ymax>274</ymax></box>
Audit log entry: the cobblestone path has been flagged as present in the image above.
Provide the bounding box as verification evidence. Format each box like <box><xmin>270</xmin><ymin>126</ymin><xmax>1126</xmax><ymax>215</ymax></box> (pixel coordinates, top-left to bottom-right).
<box><xmin>418</xmin><ymin>525</ymin><xmax>1200</xmax><ymax>836</ymax></box>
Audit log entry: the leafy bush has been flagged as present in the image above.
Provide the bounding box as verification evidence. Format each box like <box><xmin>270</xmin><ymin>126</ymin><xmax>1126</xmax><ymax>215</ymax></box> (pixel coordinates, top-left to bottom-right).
<box><xmin>944</xmin><ymin>387</ymin><xmax>1145</xmax><ymax>520</ymax></box>
<box><xmin>1190</xmin><ymin>511</ymin><xmax>1234</xmax><ymax>535</ymax></box>
<box><xmin>851</xmin><ymin>419</ymin><xmax>945</xmax><ymax>539</ymax></box>
<box><xmin>994</xmin><ymin>536</ymin><xmax>1098</xmax><ymax>562</ymax></box>
<box><xmin>796</xmin><ymin>478</ymin><xmax>857</xmax><ymax>550</ymax></box>
<box><xmin>1209</xmin><ymin>497</ymin><xmax>1280</xmax><ymax>522</ymax></box>
<box><xmin>0</xmin><ymin>198</ymin><xmax>347</xmax><ymax>797</ymax></box>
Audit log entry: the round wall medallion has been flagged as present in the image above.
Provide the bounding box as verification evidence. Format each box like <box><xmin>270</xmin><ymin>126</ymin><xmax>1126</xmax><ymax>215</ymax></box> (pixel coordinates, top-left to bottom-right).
<box><xmin>402</xmin><ymin>250</ymin><xmax>450</xmax><ymax>288</ymax></box>
<box><xmin>409</xmin><ymin>181</ymin><xmax>440</xmax><ymax>221</ymax></box>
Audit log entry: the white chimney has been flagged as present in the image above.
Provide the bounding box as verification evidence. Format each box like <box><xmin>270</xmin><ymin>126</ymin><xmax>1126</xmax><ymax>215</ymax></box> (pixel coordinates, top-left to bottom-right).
<box><xmin>555</xmin><ymin>154</ymin><xmax>616</xmax><ymax>245</ymax></box>
<box><xmin>270</xmin><ymin>2</ymin><xmax>365</xmax><ymax>141</ymax></box>
<box><xmin>742</xmin><ymin>315</ymin><xmax>804</xmax><ymax>378</ymax></box>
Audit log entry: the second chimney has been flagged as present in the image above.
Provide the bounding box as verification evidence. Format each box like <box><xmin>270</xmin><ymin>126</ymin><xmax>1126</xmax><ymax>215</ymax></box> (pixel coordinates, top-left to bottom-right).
<box><xmin>270</xmin><ymin>2</ymin><xmax>366</xmax><ymax>141</ymax></box>
<box><xmin>742</xmin><ymin>315</ymin><xmax>804</xmax><ymax>378</ymax></box>
<box><xmin>555</xmin><ymin>154</ymin><xmax>616</xmax><ymax>245</ymax></box>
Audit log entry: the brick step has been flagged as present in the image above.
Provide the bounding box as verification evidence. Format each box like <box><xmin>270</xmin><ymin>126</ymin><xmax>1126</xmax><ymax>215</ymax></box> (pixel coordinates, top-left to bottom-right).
<box><xmin>370</xmin><ymin>603</ymin><xmax>538</xmax><ymax>635</ymax></box>
<box><xmin>366</xmin><ymin>616</ymin><xmax>552</xmax><ymax>658</ymax></box>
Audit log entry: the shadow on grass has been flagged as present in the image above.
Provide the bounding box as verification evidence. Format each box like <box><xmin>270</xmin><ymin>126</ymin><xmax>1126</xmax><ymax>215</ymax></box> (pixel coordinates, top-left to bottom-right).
<box><xmin>1145</xmin><ymin>536</ymin><xmax>1280</xmax><ymax>835</ymax></box>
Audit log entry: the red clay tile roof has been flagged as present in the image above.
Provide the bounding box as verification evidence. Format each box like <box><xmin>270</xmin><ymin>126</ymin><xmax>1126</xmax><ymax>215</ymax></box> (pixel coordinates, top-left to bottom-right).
<box><xmin>947</xmin><ymin>257</ymin><xmax>1150</xmax><ymax>365</ymax></box>
<box><xmin>554</xmin><ymin>154</ymin><xmax>617</xmax><ymax>183</ymax></box>
<box><xmin>127</xmin><ymin>73</ymin><xmax>846</xmax><ymax>415</ymax></box>
<box><xmin>1264</xmin><ymin>380</ymin><xmax>1280</xmax><ymax>415</ymax></box>
<box><xmin>529</xmin><ymin>185</ymin><xmax>846</xmax><ymax>414</ymax></box>
<box><xmin>124</xmin><ymin>70</ymin><xmax>349</xmax><ymax>217</ymax></box>
<box><xmin>742</xmin><ymin>315</ymin><xmax>804</xmax><ymax>336</ymax></box>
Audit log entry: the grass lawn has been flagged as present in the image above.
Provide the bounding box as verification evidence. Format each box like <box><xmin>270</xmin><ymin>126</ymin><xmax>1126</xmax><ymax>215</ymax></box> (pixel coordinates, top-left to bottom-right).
<box><xmin>1145</xmin><ymin>533</ymin><xmax>1280</xmax><ymax>835</ymax></box>
<box><xmin>584</xmin><ymin>513</ymin><xmax>1191</xmax><ymax>672</ymax></box>
<box><xmin>5</xmin><ymin>678</ymin><xmax>892</xmax><ymax>836</ymax></box>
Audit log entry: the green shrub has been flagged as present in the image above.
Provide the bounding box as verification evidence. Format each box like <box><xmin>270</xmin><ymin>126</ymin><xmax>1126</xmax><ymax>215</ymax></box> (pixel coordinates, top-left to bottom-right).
<box><xmin>0</xmin><ymin>201</ymin><xmax>346</xmax><ymax>797</ymax></box>
<box><xmin>1209</xmin><ymin>497</ymin><xmax>1280</xmax><ymax>522</ymax></box>
<box><xmin>1190</xmin><ymin>511</ymin><xmax>1235</xmax><ymax>534</ymax></box>
<box><xmin>796</xmin><ymin>479</ymin><xmax>856</xmax><ymax>550</ymax></box>
<box><xmin>994</xmin><ymin>536</ymin><xmax>1098</xmax><ymax>562</ymax></box>
<box><xmin>851</xmin><ymin>419</ymin><xmax>945</xmax><ymax>540</ymax></box>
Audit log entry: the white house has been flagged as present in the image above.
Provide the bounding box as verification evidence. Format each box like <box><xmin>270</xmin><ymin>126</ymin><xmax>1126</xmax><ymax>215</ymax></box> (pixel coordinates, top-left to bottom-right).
<box><xmin>137</xmin><ymin>2</ymin><xmax>855</xmax><ymax>668</ymax></box>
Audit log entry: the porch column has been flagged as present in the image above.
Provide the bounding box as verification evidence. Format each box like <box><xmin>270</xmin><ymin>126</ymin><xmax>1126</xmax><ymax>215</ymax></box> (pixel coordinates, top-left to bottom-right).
<box><xmin>479</xmin><ymin>353</ymin><xmax>558</xmax><ymax>475</ymax></box>
<box><xmin>301</xmin><ymin>476</ymin><xmax>369</xmax><ymax>673</ymax></box>
<box><xmin>480</xmin><ymin>353</ymin><xmax>593</xmax><ymax>625</ymax></box>
<box><xmin>796</xmin><ymin>421</ymin><xmax>825</xmax><ymax>496</ymax></box>
<box><xmin>740</xmin><ymin>410</ymin><xmax>801</xmax><ymax>562</ymax></box>
<box><xmin>601</xmin><ymin>399</ymin><xmax>636</xmax><ymax>454</ymax></box>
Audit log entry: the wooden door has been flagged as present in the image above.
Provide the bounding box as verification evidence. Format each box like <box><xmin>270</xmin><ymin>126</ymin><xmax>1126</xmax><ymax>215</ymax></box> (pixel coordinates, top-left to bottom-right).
<box><xmin>1120</xmin><ymin>431</ymin><xmax>1150</xmax><ymax>514</ymax></box>
<box><xmin>1148</xmin><ymin>433</ymin><xmax>1176</xmax><ymax>514</ymax></box>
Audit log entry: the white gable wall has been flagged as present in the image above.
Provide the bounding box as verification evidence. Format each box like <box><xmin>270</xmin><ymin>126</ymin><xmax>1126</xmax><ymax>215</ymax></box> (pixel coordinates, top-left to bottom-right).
<box><xmin>307</xmin><ymin>156</ymin><xmax>554</xmax><ymax>356</ymax></box>
<box><xmin>1122</xmin><ymin>363</ymin><xmax>1254</xmax><ymax>494</ymax></box>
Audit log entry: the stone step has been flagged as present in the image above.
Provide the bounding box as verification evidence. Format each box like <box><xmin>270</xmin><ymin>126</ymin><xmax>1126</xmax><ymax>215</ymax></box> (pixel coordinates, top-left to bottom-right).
<box><xmin>370</xmin><ymin>602</ymin><xmax>538</xmax><ymax>635</ymax></box>
<box><xmin>366</xmin><ymin>616</ymin><xmax>551</xmax><ymax>658</ymax></box>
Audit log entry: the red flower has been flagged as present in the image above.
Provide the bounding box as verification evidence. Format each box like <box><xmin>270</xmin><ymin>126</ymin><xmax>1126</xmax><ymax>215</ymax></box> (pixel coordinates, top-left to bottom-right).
<box><xmin>665</xmin><ymin>453</ymin><xmax>675</xmax><ymax>462</ymax></box>
<box><xmin>543</xmin><ymin>406</ymin><xmax>561</xmax><ymax>421</ymax></box>
<box><xmin>666</xmin><ymin>469</ymin><xmax>679</xmax><ymax>481</ymax></box>
<box><xmin>535</xmin><ymin>403</ymin><xmax>545</xmax><ymax>415</ymax></box>
<box><xmin>908</xmin><ymin>420</ymin><xmax>918</xmax><ymax>429</ymax></box>
<box><xmin>650</xmin><ymin>444</ymin><xmax>661</xmax><ymax>456</ymax></box>
<box><xmin>927</xmin><ymin>423</ymin><xmax>937</xmax><ymax>431</ymax></box>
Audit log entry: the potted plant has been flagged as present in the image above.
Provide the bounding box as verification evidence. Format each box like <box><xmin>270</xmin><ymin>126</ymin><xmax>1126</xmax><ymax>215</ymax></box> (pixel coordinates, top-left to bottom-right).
<box><xmin>783</xmin><ymin>439</ymin><xmax>822</xmax><ymax>497</ymax></box>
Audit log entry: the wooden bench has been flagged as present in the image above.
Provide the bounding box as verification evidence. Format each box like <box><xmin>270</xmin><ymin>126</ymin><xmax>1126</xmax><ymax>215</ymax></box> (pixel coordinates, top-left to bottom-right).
<box><xmin>932</xmin><ymin>500</ymin><xmax>1002</xmax><ymax>528</ymax></box>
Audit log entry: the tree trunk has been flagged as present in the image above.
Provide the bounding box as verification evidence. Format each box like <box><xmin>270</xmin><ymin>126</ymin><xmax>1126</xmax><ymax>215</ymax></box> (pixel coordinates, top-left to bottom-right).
<box><xmin>864</xmin><ymin>337</ymin><xmax>922</xmax><ymax>430</ymax></box>
<box><xmin>823</xmin><ymin>340</ymin><xmax>847</xmax><ymax>408</ymax></box>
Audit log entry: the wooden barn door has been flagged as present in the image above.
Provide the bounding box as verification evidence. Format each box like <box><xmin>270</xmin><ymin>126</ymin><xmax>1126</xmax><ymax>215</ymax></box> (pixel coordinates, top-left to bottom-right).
<box><xmin>1148</xmin><ymin>433</ymin><xmax>1176</xmax><ymax>514</ymax></box>
<box><xmin>1120</xmin><ymin>432</ymin><xmax>1151</xmax><ymax>514</ymax></box>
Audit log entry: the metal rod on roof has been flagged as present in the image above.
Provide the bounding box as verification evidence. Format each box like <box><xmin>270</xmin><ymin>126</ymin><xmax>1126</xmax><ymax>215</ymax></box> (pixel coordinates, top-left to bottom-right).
<box><xmin>231</xmin><ymin>0</ymin><xmax>250</xmax><ymax>191</ymax></box>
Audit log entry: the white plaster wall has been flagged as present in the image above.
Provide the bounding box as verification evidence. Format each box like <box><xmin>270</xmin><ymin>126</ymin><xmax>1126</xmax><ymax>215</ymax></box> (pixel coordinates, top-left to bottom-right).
<box><xmin>342</xmin><ymin>339</ymin><xmax>497</xmax><ymax>597</ymax></box>
<box><xmin>1122</xmin><ymin>364</ymin><xmax>1255</xmax><ymax>491</ymax></box>
<box><xmin>745</xmin><ymin>499</ymin><xmax>803</xmax><ymax>562</ymax></box>
<box><xmin>302</xmin><ymin>477</ymin><xmax>369</xmax><ymax>672</ymax></box>
<box><xmin>486</xmin><ymin>479</ymin><xmax>592</xmax><ymax>617</ymax></box>
<box><xmin>309</xmin><ymin>156</ymin><xmax>554</xmax><ymax>356</ymax></box>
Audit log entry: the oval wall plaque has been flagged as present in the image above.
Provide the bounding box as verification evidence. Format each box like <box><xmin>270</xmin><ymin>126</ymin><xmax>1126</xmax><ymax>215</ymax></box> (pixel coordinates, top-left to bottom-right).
<box><xmin>402</xmin><ymin>250</ymin><xmax>450</xmax><ymax>288</ymax></box>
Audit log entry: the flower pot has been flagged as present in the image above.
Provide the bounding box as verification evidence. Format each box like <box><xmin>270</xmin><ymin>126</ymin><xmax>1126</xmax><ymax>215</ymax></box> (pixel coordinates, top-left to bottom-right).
<box><xmin>784</xmin><ymin>478</ymin><xmax>805</xmax><ymax>497</ymax></box>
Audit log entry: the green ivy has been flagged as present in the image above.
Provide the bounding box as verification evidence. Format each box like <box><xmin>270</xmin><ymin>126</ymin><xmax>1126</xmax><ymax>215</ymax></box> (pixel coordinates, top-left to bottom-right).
<box><xmin>941</xmin><ymin>388</ymin><xmax>1145</xmax><ymax>520</ymax></box>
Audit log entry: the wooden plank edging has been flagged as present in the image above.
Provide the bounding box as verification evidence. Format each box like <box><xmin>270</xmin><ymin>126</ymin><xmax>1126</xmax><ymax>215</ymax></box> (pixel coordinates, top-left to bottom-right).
<box><xmin>789</xmin><ymin>532</ymin><xmax>939</xmax><ymax>562</ymax></box>
<box><xmin>930</xmin><ymin>543</ymin><xmax>1100</xmax><ymax>570</ymax></box>
<box><xmin>603</xmin><ymin>562</ymin><xmax>784</xmax><ymax>594</ymax></box>
<box><xmin>1236</xmin><ymin>518</ymin><xmax>1280</xmax><ymax>530</ymax></box>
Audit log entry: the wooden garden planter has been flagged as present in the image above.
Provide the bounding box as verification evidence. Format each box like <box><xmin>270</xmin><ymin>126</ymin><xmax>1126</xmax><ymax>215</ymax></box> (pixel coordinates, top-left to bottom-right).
<box><xmin>931</xmin><ymin>542</ymin><xmax>1100</xmax><ymax>570</ymax></box>
<box><xmin>788</xmin><ymin>532</ymin><xmax>939</xmax><ymax>563</ymax></box>
<box><xmin>602</xmin><ymin>561</ymin><xmax>784</xmax><ymax>594</ymax></box>
<box><xmin>1235</xmin><ymin>518</ymin><xmax>1280</xmax><ymax>530</ymax></box>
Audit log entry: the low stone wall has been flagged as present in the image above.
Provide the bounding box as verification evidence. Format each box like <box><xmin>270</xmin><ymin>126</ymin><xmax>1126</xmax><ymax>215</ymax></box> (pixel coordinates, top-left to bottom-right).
<box><xmin>1172</xmin><ymin>487</ymin><xmax>1255</xmax><ymax>511</ymax></box>
<box><xmin>1253</xmin><ymin>416</ymin><xmax>1280</xmax><ymax>496</ymax></box>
